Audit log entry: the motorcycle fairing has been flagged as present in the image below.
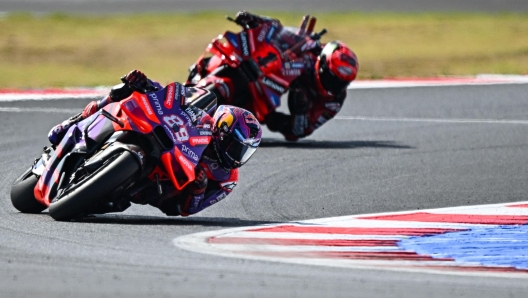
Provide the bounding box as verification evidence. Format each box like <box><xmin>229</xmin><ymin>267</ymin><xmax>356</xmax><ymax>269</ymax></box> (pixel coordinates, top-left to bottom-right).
<box><xmin>34</xmin><ymin>83</ymin><xmax>213</xmax><ymax>205</ymax></box>
<box><xmin>199</xmin><ymin>24</ymin><xmax>307</xmax><ymax>121</ymax></box>
<box><xmin>34</xmin><ymin>113</ymin><xmax>116</xmax><ymax>206</ymax></box>
<box><xmin>116</xmin><ymin>85</ymin><xmax>212</xmax><ymax>190</ymax></box>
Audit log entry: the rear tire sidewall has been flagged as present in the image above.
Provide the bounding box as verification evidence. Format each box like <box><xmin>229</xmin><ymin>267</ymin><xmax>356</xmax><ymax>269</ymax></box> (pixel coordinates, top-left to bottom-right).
<box><xmin>48</xmin><ymin>151</ymin><xmax>140</xmax><ymax>221</ymax></box>
<box><xmin>10</xmin><ymin>167</ymin><xmax>47</xmax><ymax>214</ymax></box>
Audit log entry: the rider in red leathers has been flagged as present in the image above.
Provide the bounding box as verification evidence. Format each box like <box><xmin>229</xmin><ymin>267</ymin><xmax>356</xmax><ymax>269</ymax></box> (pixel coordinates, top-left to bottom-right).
<box><xmin>48</xmin><ymin>70</ymin><xmax>262</xmax><ymax>217</ymax></box>
<box><xmin>187</xmin><ymin>11</ymin><xmax>359</xmax><ymax>141</ymax></box>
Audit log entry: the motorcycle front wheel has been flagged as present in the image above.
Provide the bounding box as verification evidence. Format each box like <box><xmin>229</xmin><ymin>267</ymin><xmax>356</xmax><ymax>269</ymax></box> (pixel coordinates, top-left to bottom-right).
<box><xmin>10</xmin><ymin>167</ymin><xmax>47</xmax><ymax>213</ymax></box>
<box><xmin>49</xmin><ymin>151</ymin><xmax>140</xmax><ymax>221</ymax></box>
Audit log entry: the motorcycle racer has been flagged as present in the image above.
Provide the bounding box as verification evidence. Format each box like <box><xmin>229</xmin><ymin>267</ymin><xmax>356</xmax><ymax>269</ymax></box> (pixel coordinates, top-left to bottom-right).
<box><xmin>187</xmin><ymin>11</ymin><xmax>358</xmax><ymax>141</ymax></box>
<box><xmin>48</xmin><ymin>70</ymin><xmax>262</xmax><ymax>216</ymax></box>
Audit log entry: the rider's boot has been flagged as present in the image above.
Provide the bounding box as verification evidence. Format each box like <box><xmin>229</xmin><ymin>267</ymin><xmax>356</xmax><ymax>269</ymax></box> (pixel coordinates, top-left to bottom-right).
<box><xmin>265</xmin><ymin>111</ymin><xmax>299</xmax><ymax>142</ymax></box>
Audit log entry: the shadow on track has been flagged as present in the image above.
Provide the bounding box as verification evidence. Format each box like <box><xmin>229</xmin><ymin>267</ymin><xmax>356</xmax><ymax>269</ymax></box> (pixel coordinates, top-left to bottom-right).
<box><xmin>72</xmin><ymin>214</ymin><xmax>280</xmax><ymax>227</ymax></box>
<box><xmin>260</xmin><ymin>138</ymin><xmax>414</xmax><ymax>149</ymax></box>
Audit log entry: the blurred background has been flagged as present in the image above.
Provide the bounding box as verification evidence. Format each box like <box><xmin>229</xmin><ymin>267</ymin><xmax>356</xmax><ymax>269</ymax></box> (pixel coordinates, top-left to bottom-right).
<box><xmin>0</xmin><ymin>0</ymin><xmax>527</xmax><ymax>88</ymax></box>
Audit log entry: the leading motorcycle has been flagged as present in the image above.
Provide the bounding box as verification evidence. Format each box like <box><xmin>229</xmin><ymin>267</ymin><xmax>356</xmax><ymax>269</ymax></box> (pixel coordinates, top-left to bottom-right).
<box><xmin>10</xmin><ymin>83</ymin><xmax>217</xmax><ymax>221</ymax></box>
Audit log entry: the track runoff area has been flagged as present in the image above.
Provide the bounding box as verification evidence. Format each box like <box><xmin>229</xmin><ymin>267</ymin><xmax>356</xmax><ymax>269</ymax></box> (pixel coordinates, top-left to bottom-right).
<box><xmin>2</xmin><ymin>75</ymin><xmax>528</xmax><ymax>277</ymax></box>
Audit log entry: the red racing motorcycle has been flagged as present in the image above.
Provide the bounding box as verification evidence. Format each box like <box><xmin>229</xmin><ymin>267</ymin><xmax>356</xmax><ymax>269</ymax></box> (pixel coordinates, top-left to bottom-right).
<box><xmin>187</xmin><ymin>14</ymin><xmax>326</xmax><ymax>122</ymax></box>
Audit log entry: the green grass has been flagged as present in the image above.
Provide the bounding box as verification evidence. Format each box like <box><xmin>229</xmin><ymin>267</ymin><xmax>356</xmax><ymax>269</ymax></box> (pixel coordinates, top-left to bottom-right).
<box><xmin>1</xmin><ymin>12</ymin><xmax>527</xmax><ymax>88</ymax></box>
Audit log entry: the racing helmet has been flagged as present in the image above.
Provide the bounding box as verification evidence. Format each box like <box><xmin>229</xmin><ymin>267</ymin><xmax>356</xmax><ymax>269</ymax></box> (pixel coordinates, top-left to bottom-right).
<box><xmin>315</xmin><ymin>41</ymin><xmax>358</xmax><ymax>95</ymax></box>
<box><xmin>212</xmin><ymin>105</ymin><xmax>262</xmax><ymax>169</ymax></box>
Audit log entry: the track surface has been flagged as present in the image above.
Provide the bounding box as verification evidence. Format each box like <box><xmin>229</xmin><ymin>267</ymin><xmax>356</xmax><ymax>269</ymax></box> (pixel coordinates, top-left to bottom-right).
<box><xmin>1</xmin><ymin>84</ymin><xmax>528</xmax><ymax>297</ymax></box>
<box><xmin>1</xmin><ymin>0</ymin><xmax>528</xmax><ymax>13</ymax></box>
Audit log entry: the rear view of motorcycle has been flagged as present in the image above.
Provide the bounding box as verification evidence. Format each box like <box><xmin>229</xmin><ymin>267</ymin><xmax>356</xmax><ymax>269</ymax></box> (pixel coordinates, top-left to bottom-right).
<box><xmin>11</xmin><ymin>83</ymin><xmax>215</xmax><ymax>221</ymax></box>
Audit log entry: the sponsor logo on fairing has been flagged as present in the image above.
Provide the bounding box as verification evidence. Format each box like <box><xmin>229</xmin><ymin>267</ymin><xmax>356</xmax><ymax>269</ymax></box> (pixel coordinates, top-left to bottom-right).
<box><xmin>190</xmin><ymin>136</ymin><xmax>211</xmax><ymax>146</ymax></box>
<box><xmin>181</xmin><ymin>144</ymin><xmax>199</xmax><ymax>161</ymax></box>
<box><xmin>164</xmin><ymin>83</ymin><xmax>175</xmax><ymax>109</ymax></box>
<box><xmin>148</xmin><ymin>93</ymin><xmax>163</xmax><ymax>115</ymax></box>
<box><xmin>184</xmin><ymin>107</ymin><xmax>198</xmax><ymax>123</ymax></box>
<box><xmin>262</xmin><ymin>77</ymin><xmax>285</xmax><ymax>93</ymax></box>
<box><xmin>141</xmin><ymin>96</ymin><xmax>154</xmax><ymax>116</ymax></box>
<box><xmin>199</xmin><ymin>130</ymin><xmax>213</xmax><ymax>136</ymax></box>
<box><xmin>178</xmin><ymin>155</ymin><xmax>194</xmax><ymax>172</ymax></box>
<box><xmin>240</xmin><ymin>32</ymin><xmax>250</xmax><ymax>56</ymax></box>
<box><xmin>258</xmin><ymin>24</ymin><xmax>269</xmax><ymax>42</ymax></box>
<box><xmin>266</xmin><ymin>24</ymin><xmax>277</xmax><ymax>43</ymax></box>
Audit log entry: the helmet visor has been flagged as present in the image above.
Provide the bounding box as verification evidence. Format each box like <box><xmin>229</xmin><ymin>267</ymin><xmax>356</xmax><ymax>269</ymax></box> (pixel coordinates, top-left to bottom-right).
<box><xmin>220</xmin><ymin>133</ymin><xmax>258</xmax><ymax>167</ymax></box>
<box><xmin>319</xmin><ymin>58</ymin><xmax>350</xmax><ymax>94</ymax></box>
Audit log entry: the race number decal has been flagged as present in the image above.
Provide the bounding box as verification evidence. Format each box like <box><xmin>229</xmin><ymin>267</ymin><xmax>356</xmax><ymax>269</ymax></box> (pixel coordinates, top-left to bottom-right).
<box><xmin>163</xmin><ymin>115</ymin><xmax>189</xmax><ymax>142</ymax></box>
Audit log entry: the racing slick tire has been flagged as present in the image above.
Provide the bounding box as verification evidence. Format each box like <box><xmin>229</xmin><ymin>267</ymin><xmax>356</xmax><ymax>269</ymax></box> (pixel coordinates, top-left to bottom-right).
<box><xmin>10</xmin><ymin>167</ymin><xmax>47</xmax><ymax>213</ymax></box>
<box><xmin>49</xmin><ymin>151</ymin><xmax>140</xmax><ymax>221</ymax></box>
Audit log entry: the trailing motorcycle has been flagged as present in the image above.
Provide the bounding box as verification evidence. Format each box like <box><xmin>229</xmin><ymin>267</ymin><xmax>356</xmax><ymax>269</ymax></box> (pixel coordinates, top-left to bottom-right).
<box><xmin>10</xmin><ymin>82</ymin><xmax>216</xmax><ymax>221</ymax></box>
<box><xmin>187</xmin><ymin>14</ymin><xmax>326</xmax><ymax>122</ymax></box>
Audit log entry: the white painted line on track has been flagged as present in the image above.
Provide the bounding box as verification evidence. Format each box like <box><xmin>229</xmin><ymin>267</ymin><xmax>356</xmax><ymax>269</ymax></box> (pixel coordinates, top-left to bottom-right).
<box><xmin>0</xmin><ymin>94</ymin><xmax>103</xmax><ymax>101</ymax></box>
<box><xmin>1</xmin><ymin>75</ymin><xmax>527</xmax><ymax>101</ymax></box>
<box><xmin>335</xmin><ymin>116</ymin><xmax>528</xmax><ymax>125</ymax></box>
<box><xmin>348</xmin><ymin>75</ymin><xmax>528</xmax><ymax>89</ymax></box>
<box><xmin>0</xmin><ymin>107</ymin><xmax>79</xmax><ymax>114</ymax></box>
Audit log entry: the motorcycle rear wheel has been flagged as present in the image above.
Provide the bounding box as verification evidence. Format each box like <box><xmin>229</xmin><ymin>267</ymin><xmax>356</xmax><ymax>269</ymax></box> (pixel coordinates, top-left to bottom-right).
<box><xmin>10</xmin><ymin>167</ymin><xmax>47</xmax><ymax>213</ymax></box>
<box><xmin>49</xmin><ymin>151</ymin><xmax>140</xmax><ymax>221</ymax></box>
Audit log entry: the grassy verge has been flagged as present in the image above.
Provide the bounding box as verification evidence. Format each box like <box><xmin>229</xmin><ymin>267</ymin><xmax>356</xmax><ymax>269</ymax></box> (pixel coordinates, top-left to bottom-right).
<box><xmin>1</xmin><ymin>12</ymin><xmax>527</xmax><ymax>88</ymax></box>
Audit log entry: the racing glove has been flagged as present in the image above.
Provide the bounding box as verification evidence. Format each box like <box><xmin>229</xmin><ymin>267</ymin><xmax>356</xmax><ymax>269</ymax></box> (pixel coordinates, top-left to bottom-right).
<box><xmin>123</xmin><ymin>70</ymin><xmax>148</xmax><ymax>89</ymax></box>
<box><xmin>234</xmin><ymin>11</ymin><xmax>261</xmax><ymax>29</ymax></box>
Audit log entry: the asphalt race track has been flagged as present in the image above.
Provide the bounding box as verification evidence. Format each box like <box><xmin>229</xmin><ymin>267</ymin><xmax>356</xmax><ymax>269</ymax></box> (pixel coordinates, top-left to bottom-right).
<box><xmin>1</xmin><ymin>83</ymin><xmax>527</xmax><ymax>297</ymax></box>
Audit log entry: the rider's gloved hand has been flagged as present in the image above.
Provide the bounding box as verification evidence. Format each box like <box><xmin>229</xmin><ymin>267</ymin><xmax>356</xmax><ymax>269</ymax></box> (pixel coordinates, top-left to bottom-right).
<box><xmin>81</xmin><ymin>101</ymin><xmax>99</xmax><ymax>119</ymax></box>
<box><xmin>234</xmin><ymin>11</ymin><xmax>260</xmax><ymax>29</ymax></box>
<box><xmin>122</xmin><ymin>70</ymin><xmax>153</xmax><ymax>92</ymax></box>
